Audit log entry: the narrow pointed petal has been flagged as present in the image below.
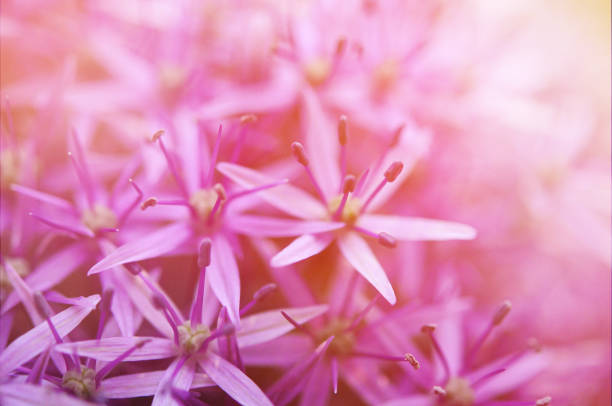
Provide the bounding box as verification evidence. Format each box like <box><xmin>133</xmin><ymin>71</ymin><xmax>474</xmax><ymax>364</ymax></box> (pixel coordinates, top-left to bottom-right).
<box><xmin>198</xmin><ymin>351</ymin><xmax>273</xmax><ymax>406</ymax></box>
<box><xmin>301</xmin><ymin>89</ymin><xmax>340</xmax><ymax>199</ymax></box>
<box><xmin>229</xmin><ymin>215</ymin><xmax>344</xmax><ymax>237</ymax></box>
<box><xmin>0</xmin><ymin>382</ymin><xmax>98</xmax><ymax>406</ymax></box>
<box><xmin>208</xmin><ymin>234</ymin><xmax>241</xmax><ymax>325</ymax></box>
<box><xmin>55</xmin><ymin>337</ymin><xmax>176</xmax><ymax>361</ymax></box>
<box><xmin>152</xmin><ymin>357</ymin><xmax>196</xmax><ymax>406</ymax></box>
<box><xmin>88</xmin><ymin>223</ymin><xmax>193</xmax><ymax>274</ymax></box>
<box><xmin>101</xmin><ymin>369</ymin><xmax>214</xmax><ymax>399</ymax></box>
<box><xmin>299</xmin><ymin>357</ymin><xmax>330</xmax><ymax>406</ymax></box>
<box><xmin>217</xmin><ymin>162</ymin><xmax>326</xmax><ymax>219</ymax></box>
<box><xmin>337</xmin><ymin>232</ymin><xmax>396</xmax><ymax>305</ymax></box>
<box><xmin>2</xmin><ymin>260</ymin><xmax>40</xmax><ymax>323</ymax></box>
<box><xmin>10</xmin><ymin>184</ymin><xmax>74</xmax><ymax>211</ymax></box>
<box><xmin>358</xmin><ymin>214</ymin><xmax>477</xmax><ymax>241</ymax></box>
<box><xmin>3</xmin><ymin>243</ymin><xmax>91</xmax><ymax>314</ymax></box>
<box><xmin>237</xmin><ymin>304</ymin><xmax>328</xmax><ymax>347</ymax></box>
<box><xmin>271</xmin><ymin>233</ymin><xmax>334</xmax><ymax>268</ymax></box>
<box><xmin>0</xmin><ymin>294</ymin><xmax>100</xmax><ymax>377</ymax></box>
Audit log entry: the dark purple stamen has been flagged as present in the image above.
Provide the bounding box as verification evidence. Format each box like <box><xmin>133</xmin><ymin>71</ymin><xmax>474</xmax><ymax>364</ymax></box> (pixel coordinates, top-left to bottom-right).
<box><xmin>346</xmin><ymin>295</ymin><xmax>380</xmax><ymax>332</ymax></box>
<box><xmin>422</xmin><ymin>324</ymin><xmax>451</xmax><ymax>381</ymax></box>
<box><xmin>152</xmin><ymin>130</ymin><xmax>191</xmax><ymax>200</ymax></box>
<box><xmin>280</xmin><ymin>311</ymin><xmax>317</xmax><ymax>341</ymax></box>
<box><xmin>95</xmin><ymin>339</ymin><xmax>151</xmax><ymax>386</ymax></box>
<box><xmin>190</xmin><ymin>239</ymin><xmax>211</xmax><ymax>328</ymax></box>
<box><xmin>33</xmin><ymin>292</ymin><xmax>77</xmax><ymax>369</ymax></box>
<box><xmin>205</xmin><ymin>125</ymin><xmax>223</xmax><ymax>188</ymax></box>
<box><xmin>240</xmin><ymin>283</ymin><xmax>276</xmax><ymax>316</ymax></box>
<box><xmin>291</xmin><ymin>141</ymin><xmax>327</xmax><ymax>203</ymax></box>
<box><xmin>118</xmin><ymin>178</ymin><xmax>144</xmax><ymax>225</ymax></box>
<box><xmin>360</xmin><ymin>161</ymin><xmax>404</xmax><ymax>213</ymax></box>
<box><xmin>466</xmin><ymin>300</ymin><xmax>512</xmax><ymax>368</ymax></box>
<box><xmin>198</xmin><ymin>323</ymin><xmax>235</xmax><ymax>352</ymax></box>
<box><xmin>26</xmin><ymin>348</ymin><xmax>51</xmax><ymax>384</ymax></box>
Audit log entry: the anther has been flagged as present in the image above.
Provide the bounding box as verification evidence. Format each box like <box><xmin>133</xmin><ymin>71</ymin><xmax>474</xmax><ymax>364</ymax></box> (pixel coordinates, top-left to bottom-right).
<box><xmin>421</xmin><ymin>324</ymin><xmax>436</xmax><ymax>334</ymax></box>
<box><xmin>253</xmin><ymin>283</ymin><xmax>277</xmax><ymax>301</ymax></box>
<box><xmin>492</xmin><ymin>300</ymin><xmax>512</xmax><ymax>325</ymax></box>
<box><xmin>404</xmin><ymin>353</ymin><xmax>420</xmax><ymax>370</ymax></box>
<box><xmin>342</xmin><ymin>174</ymin><xmax>356</xmax><ymax>194</ymax></box>
<box><xmin>535</xmin><ymin>396</ymin><xmax>552</xmax><ymax>405</ymax></box>
<box><xmin>432</xmin><ymin>386</ymin><xmax>447</xmax><ymax>396</ymax></box>
<box><xmin>335</xmin><ymin>37</ymin><xmax>347</xmax><ymax>57</ymax></box>
<box><xmin>197</xmin><ymin>239</ymin><xmax>212</xmax><ymax>268</ymax></box>
<box><xmin>141</xmin><ymin>197</ymin><xmax>158</xmax><ymax>210</ymax></box>
<box><xmin>213</xmin><ymin>183</ymin><xmax>227</xmax><ymax>201</ymax></box>
<box><xmin>240</xmin><ymin>114</ymin><xmax>258</xmax><ymax>124</ymax></box>
<box><xmin>378</xmin><ymin>232</ymin><xmax>397</xmax><ymax>248</ymax></box>
<box><xmin>291</xmin><ymin>142</ymin><xmax>309</xmax><ymax>166</ymax></box>
<box><xmin>151</xmin><ymin>130</ymin><xmax>165</xmax><ymax>142</ymax></box>
<box><xmin>338</xmin><ymin>115</ymin><xmax>348</xmax><ymax>146</ymax></box>
<box><xmin>384</xmin><ymin>161</ymin><xmax>403</xmax><ymax>182</ymax></box>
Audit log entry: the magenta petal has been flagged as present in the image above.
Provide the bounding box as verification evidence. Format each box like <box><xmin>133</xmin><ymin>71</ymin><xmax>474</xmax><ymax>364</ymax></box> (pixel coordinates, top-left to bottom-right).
<box><xmin>152</xmin><ymin>357</ymin><xmax>196</xmax><ymax>406</ymax></box>
<box><xmin>101</xmin><ymin>369</ymin><xmax>214</xmax><ymax>399</ymax></box>
<box><xmin>88</xmin><ymin>222</ymin><xmax>193</xmax><ymax>274</ymax></box>
<box><xmin>208</xmin><ymin>234</ymin><xmax>241</xmax><ymax>325</ymax></box>
<box><xmin>270</xmin><ymin>233</ymin><xmax>334</xmax><ymax>268</ymax></box>
<box><xmin>237</xmin><ymin>304</ymin><xmax>328</xmax><ymax>348</ymax></box>
<box><xmin>228</xmin><ymin>215</ymin><xmax>344</xmax><ymax>237</ymax></box>
<box><xmin>198</xmin><ymin>351</ymin><xmax>273</xmax><ymax>406</ymax></box>
<box><xmin>381</xmin><ymin>395</ymin><xmax>433</xmax><ymax>406</ymax></box>
<box><xmin>299</xmin><ymin>357</ymin><xmax>330</xmax><ymax>406</ymax></box>
<box><xmin>2</xmin><ymin>260</ymin><xmax>40</xmax><ymax>324</ymax></box>
<box><xmin>217</xmin><ymin>162</ymin><xmax>326</xmax><ymax>219</ymax></box>
<box><xmin>3</xmin><ymin>242</ymin><xmax>91</xmax><ymax>313</ymax></box>
<box><xmin>10</xmin><ymin>184</ymin><xmax>74</xmax><ymax>211</ymax></box>
<box><xmin>55</xmin><ymin>337</ymin><xmax>176</xmax><ymax>361</ymax></box>
<box><xmin>337</xmin><ymin>232</ymin><xmax>396</xmax><ymax>305</ymax></box>
<box><xmin>0</xmin><ymin>382</ymin><xmax>98</xmax><ymax>406</ymax></box>
<box><xmin>301</xmin><ymin>89</ymin><xmax>340</xmax><ymax>199</ymax></box>
<box><xmin>0</xmin><ymin>294</ymin><xmax>100</xmax><ymax>377</ymax></box>
<box><xmin>240</xmin><ymin>335</ymin><xmax>313</xmax><ymax>367</ymax></box>
<box><xmin>358</xmin><ymin>214</ymin><xmax>477</xmax><ymax>241</ymax></box>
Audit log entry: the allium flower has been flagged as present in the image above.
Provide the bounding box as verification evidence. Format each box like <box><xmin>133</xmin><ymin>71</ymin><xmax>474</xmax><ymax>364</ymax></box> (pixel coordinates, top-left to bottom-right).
<box><xmin>219</xmin><ymin>108</ymin><xmax>475</xmax><ymax>304</ymax></box>
<box><xmin>61</xmin><ymin>241</ymin><xmax>327</xmax><ymax>405</ymax></box>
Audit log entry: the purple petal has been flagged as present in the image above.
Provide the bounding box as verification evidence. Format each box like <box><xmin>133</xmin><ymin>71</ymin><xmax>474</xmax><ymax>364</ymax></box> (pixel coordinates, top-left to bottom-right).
<box><xmin>228</xmin><ymin>215</ymin><xmax>344</xmax><ymax>237</ymax></box>
<box><xmin>299</xmin><ymin>357</ymin><xmax>330</xmax><ymax>406</ymax></box>
<box><xmin>208</xmin><ymin>234</ymin><xmax>241</xmax><ymax>325</ymax></box>
<box><xmin>197</xmin><ymin>351</ymin><xmax>273</xmax><ymax>406</ymax></box>
<box><xmin>152</xmin><ymin>357</ymin><xmax>196</xmax><ymax>406</ymax></box>
<box><xmin>301</xmin><ymin>89</ymin><xmax>340</xmax><ymax>199</ymax></box>
<box><xmin>270</xmin><ymin>233</ymin><xmax>334</xmax><ymax>268</ymax></box>
<box><xmin>381</xmin><ymin>395</ymin><xmax>433</xmax><ymax>406</ymax></box>
<box><xmin>337</xmin><ymin>232</ymin><xmax>396</xmax><ymax>305</ymax></box>
<box><xmin>55</xmin><ymin>337</ymin><xmax>176</xmax><ymax>361</ymax></box>
<box><xmin>0</xmin><ymin>382</ymin><xmax>98</xmax><ymax>406</ymax></box>
<box><xmin>0</xmin><ymin>294</ymin><xmax>100</xmax><ymax>377</ymax></box>
<box><xmin>10</xmin><ymin>184</ymin><xmax>74</xmax><ymax>211</ymax></box>
<box><xmin>217</xmin><ymin>162</ymin><xmax>326</xmax><ymax>219</ymax></box>
<box><xmin>237</xmin><ymin>304</ymin><xmax>328</xmax><ymax>348</ymax></box>
<box><xmin>101</xmin><ymin>369</ymin><xmax>214</xmax><ymax>399</ymax></box>
<box><xmin>88</xmin><ymin>222</ymin><xmax>193</xmax><ymax>274</ymax></box>
<box><xmin>3</xmin><ymin>242</ymin><xmax>91</xmax><ymax>313</ymax></box>
<box><xmin>358</xmin><ymin>214</ymin><xmax>477</xmax><ymax>241</ymax></box>
<box><xmin>241</xmin><ymin>335</ymin><xmax>313</xmax><ymax>367</ymax></box>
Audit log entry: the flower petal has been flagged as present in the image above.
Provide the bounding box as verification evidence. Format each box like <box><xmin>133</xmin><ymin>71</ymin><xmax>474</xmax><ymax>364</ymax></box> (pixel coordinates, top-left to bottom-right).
<box><xmin>358</xmin><ymin>214</ymin><xmax>477</xmax><ymax>241</ymax></box>
<box><xmin>10</xmin><ymin>184</ymin><xmax>74</xmax><ymax>211</ymax></box>
<box><xmin>337</xmin><ymin>232</ymin><xmax>396</xmax><ymax>305</ymax></box>
<box><xmin>301</xmin><ymin>89</ymin><xmax>340</xmax><ymax>199</ymax></box>
<box><xmin>208</xmin><ymin>234</ymin><xmax>241</xmax><ymax>325</ymax></box>
<box><xmin>88</xmin><ymin>222</ymin><xmax>193</xmax><ymax>274</ymax></box>
<box><xmin>228</xmin><ymin>215</ymin><xmax>344</xmax><ymax>237</ymax></box>
<box><xmin>55</xmin><ymin>337</ymin><xmax>176</xmax><ymax>361</ymax></box>
<box><xmin>217</xmin><ymin>162</ymin><xmax>326</xmax><ymax>219</ymax></box>
<box><xmin>101</xmin><ymin>369</ymin><xmax>214</xmax><ymax>399</ymax></box>
<box><xmin>0</xmin><ymin>382</ymin><xmax>98</xmax><ymax>406</ymax></box>
<box><xmin>0</xmin><ymin>294</ymin><xmax>100</xmax><ymax>377</ymax></box>
<box><xmin>152</xmin><ymin>357</ymin><xmax>196</xmax><ymax>406</ymax></box>
<box><xmin>270</xmin><ymin>233</ymin><xmax>334</xmax><ymax>268</ymax></box>
<box><xmin>237</xmin><ymin>304</ymin><xmax>328</xmax><ymax>348</ymax></box>
<box><xmin>198</xmin><ymin>352</ymin><xmax>273</xmax><ymax>406</ymax></box>
<box><xmin>3</xmin><ymin>242</ymin><xmax>91</xmax><ymax>314</ymax></box>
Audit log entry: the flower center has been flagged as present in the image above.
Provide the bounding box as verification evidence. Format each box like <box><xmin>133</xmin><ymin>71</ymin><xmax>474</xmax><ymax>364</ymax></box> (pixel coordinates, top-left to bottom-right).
<box><xmin>178</xmin><ymin>321</ymin><xmax>211</xmax><ymax>354</ymax></box>
<box><xmin>159</xmin><ymin>63</ymin><xmax>187</xmax><ymax>91</ymax></box>
<box><xmin>189</xmin><ymin>188</ymin><xmax>223</xmax><ymax>223</ymax></box>
<box><xmin>62</xmin><ymin>367</ymin><xmax>96</xmax><ymax>399</ymax></box>
<box><xmin>372</xmin><ymin>59</ymin><xmax>399</xmax><ymax>95</ymax></box>
<box><xmin>0</xmin><ymin>257</ymin><xmax>30</xmax><ymax>292</ymax></box>
<box><xmin>443</xmin><ymin>377</ymin><xmax>475</xmax><ymax>406</ymax></box>
<box><xmin>304</xmin><ymin>58</ymin><xmax>331</xmax><ymax>87</ymax></box>
<box><xmin>328</xmin><ymin>195</ymin><xmax>362</xmax><ymax>225</ymax></box>
<box><xmin>317</xmin><ymin>319</ymin><xmax>355</xmax><ymax>357</ymax></box>
<box><xmin>81</xmin><ymin>204</ymin><xmax>118</xmax><ymax>233</ymax></box>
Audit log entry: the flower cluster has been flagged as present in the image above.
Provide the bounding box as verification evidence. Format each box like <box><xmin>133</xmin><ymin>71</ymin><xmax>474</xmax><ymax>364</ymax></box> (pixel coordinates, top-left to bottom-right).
<box><xmin>1</xmin><ymin>1</ymin><xmax>609</xmax><ymax>406</ymax></box>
